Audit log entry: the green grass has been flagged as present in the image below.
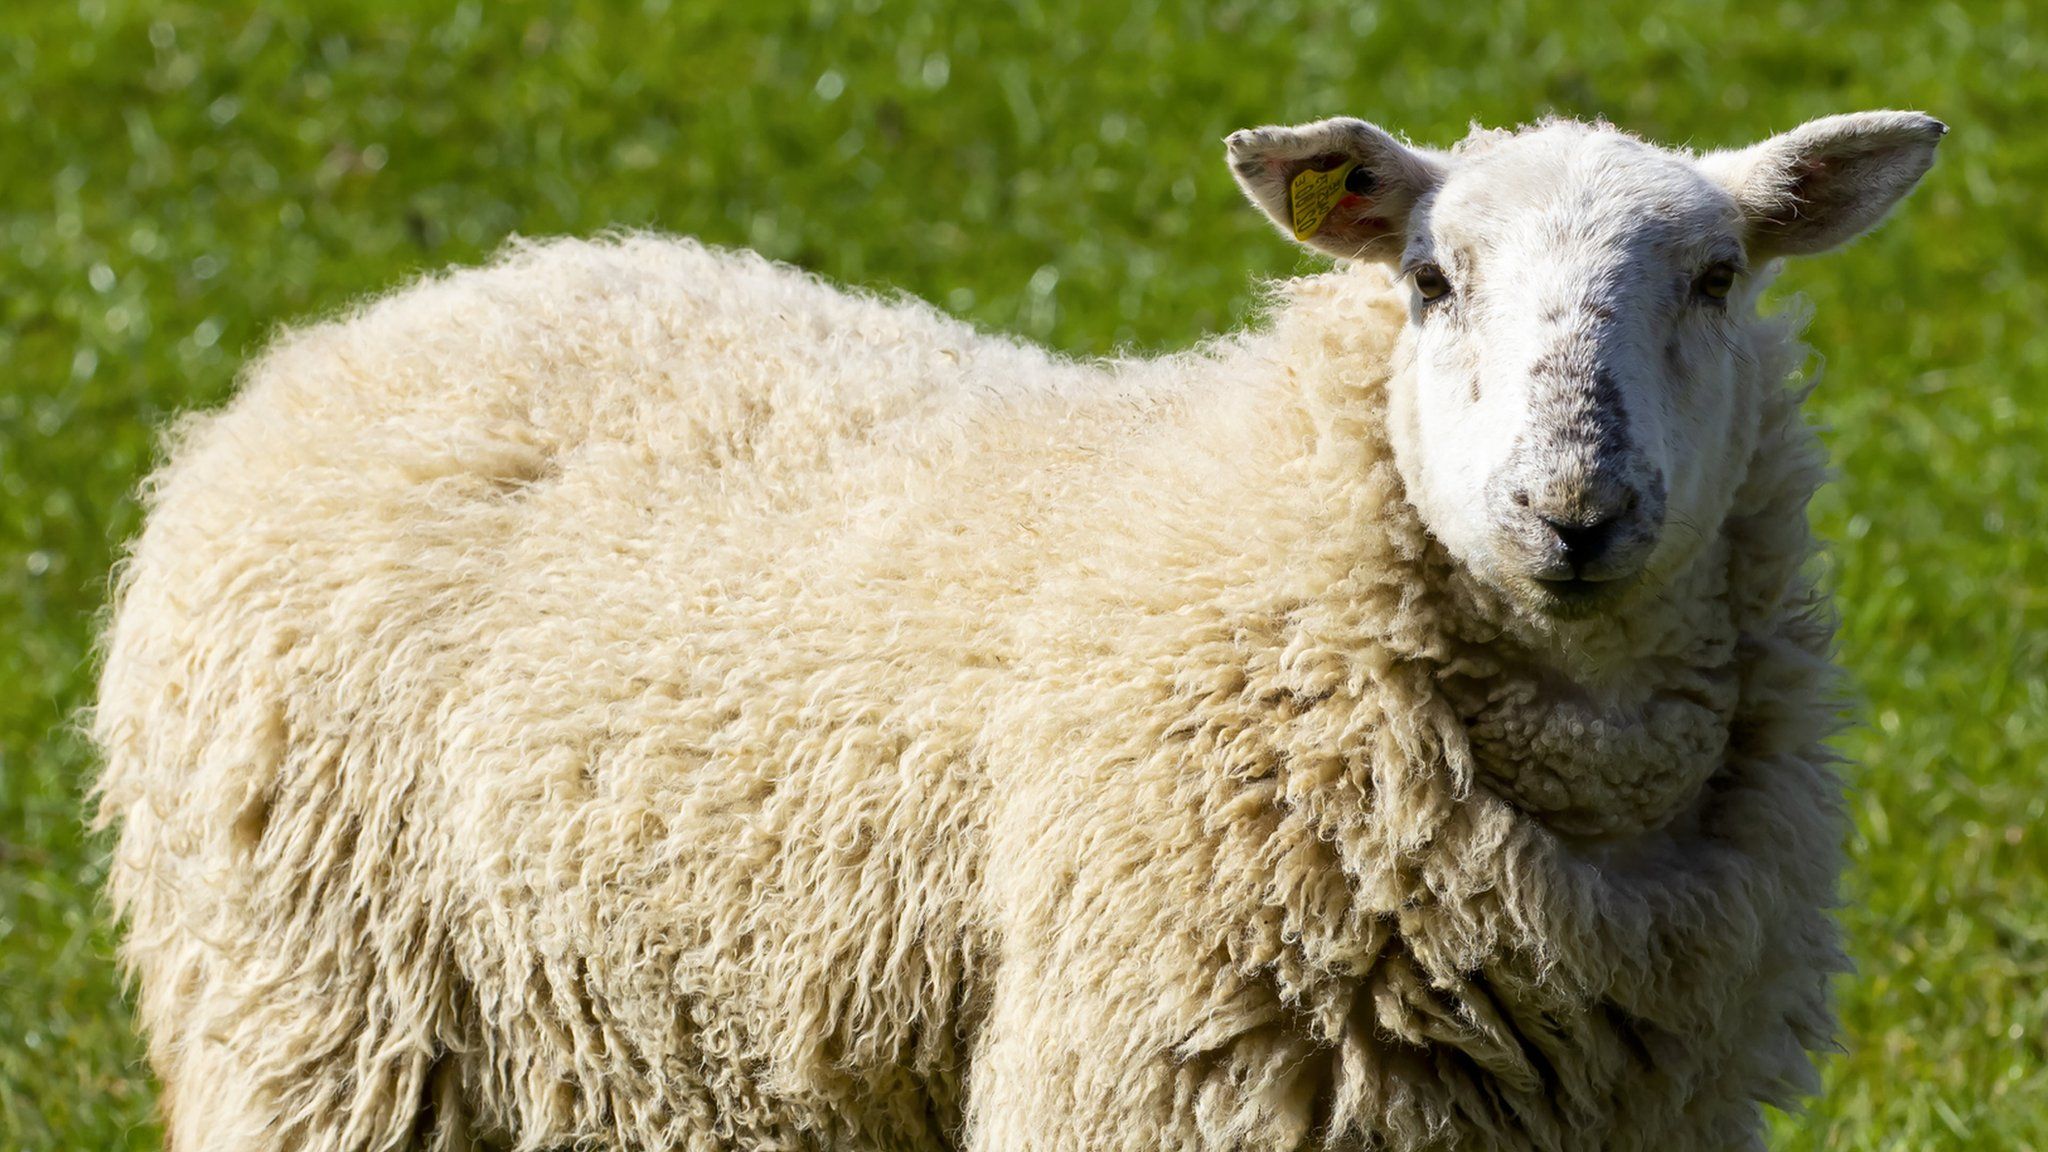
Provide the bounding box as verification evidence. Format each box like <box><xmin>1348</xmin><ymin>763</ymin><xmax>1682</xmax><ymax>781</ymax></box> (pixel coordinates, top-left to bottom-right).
<box><xmin>0</xmin><ymin>0</ymin><xmax>2040</xmax><ymax>1147</ymax></box>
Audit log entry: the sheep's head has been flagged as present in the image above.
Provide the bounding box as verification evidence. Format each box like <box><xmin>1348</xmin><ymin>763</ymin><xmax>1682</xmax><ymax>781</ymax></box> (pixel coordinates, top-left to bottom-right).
<box><xmin>1228</xmin><ymin>113</ymin><xmax>1943</xmax><ymax>628</ymax></box>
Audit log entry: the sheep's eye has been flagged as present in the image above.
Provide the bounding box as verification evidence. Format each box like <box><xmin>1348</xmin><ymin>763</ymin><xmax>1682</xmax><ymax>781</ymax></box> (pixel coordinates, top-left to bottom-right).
<box><xmin>1694</xmin><ymin>262</ymin><xmax>1737</xmax><ymax>302</ymax></box>
<box><xmin>1412</xmin><ymin>264</ymin><xmax>1451</xmax><ymax>303</ymax></box>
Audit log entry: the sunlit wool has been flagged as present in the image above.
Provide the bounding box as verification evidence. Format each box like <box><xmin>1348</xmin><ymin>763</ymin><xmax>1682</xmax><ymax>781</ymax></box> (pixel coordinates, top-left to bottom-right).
<box><xmin>97</xmin><ymin>231</ymin><xmax>1843</xmax><ymax>1151</ymax></box>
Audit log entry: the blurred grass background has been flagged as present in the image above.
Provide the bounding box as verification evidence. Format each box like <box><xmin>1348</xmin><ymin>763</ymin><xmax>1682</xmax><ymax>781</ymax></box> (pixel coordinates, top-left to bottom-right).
<box><xmin>0</xmin><ymin>0</ymin><xmax>2041</xmax><ymax>1147</ymax></box>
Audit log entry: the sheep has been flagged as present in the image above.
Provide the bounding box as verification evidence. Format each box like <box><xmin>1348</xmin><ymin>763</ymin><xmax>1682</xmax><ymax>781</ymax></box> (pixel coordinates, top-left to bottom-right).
<box><xmin>93</xmin><ymin>110</ymin><xmax>1944</xmax><ymax>1152</ymax></box>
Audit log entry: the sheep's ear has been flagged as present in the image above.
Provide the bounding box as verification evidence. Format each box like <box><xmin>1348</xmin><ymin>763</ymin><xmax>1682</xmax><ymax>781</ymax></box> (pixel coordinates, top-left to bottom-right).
<box><xmin>1226</xmin><ymin>118</ymin><xmax>1445</xmax><ymax>262</ymax></box>
<box><xmin>1701</xmin><ymin>111</ymin><xmax>1947</xmax><ymax>259</ymax></box>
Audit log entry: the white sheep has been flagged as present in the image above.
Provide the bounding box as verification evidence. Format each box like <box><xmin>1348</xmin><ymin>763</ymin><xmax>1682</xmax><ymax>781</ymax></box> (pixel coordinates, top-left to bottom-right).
<box><xmin>94</xmin><ymin>111</ymin><xmax>1943</xmax><ymax>1152</ymax></box>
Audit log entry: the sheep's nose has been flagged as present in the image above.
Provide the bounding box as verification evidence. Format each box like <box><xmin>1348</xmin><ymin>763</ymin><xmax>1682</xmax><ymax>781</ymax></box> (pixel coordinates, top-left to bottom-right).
<box><xmin>1540</xmin><ymin>509</ymin><xmax>1624</xmax><ymax>574</ymax></box>
<box><xmin>1507</xmin><ymin>480</ymin><xmax>1646</xmax><ymax>580</ymax></box>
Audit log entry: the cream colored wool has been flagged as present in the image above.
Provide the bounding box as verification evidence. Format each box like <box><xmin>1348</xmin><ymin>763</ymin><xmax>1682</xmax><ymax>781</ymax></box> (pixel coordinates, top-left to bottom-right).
<box><xmin>96</xmin><ymin>231</ymin><xmax>1843</xmax><ymax>1152</ymax></box>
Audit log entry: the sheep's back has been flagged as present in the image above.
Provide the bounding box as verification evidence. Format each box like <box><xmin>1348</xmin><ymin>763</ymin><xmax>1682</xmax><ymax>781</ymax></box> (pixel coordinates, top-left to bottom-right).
<box><xmin>93</xmin><ymin>234</ymin><xmax>1144</xmax><ymax>1147</ymax></box>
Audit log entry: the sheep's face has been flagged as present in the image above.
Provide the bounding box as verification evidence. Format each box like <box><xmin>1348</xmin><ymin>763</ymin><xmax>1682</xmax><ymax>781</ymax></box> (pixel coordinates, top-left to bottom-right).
<box><xmin>1229</xmin><ymin>113</ymin><xmax>1943</xmax><ymax>625</ymax></box>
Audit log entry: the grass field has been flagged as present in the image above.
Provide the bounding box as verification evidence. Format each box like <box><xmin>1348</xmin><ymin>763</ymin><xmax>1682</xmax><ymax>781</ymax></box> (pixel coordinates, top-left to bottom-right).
<box><xmin>1</xmin><ymin>1</ymin><xmax>2042</xmax><ymax>1147</ymax></box>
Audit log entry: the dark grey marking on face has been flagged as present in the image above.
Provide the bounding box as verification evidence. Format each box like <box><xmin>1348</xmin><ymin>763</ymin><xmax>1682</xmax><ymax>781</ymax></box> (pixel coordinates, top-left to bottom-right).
<box><xmin>1526</xmin><ymin>348</ymin><xmax>1630</xmax><ymax>455</ymax></box>
<box><xmin>1664</xmin><ymin>329</ymin><xmax>1687</xmax><ymax>382</ymax></box>
<box><xmin>1579</xmin><ymin>366</ymin><xmax>1631</xmax><ymax>451</ymax></box>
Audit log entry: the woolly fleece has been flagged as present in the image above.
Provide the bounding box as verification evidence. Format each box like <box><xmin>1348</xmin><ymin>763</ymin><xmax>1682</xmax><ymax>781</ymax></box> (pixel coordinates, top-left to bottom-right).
<box><xmin>95</xmin><ymin>232</ymin><xmax>1844</xmax><ymax>1152</ymax></box>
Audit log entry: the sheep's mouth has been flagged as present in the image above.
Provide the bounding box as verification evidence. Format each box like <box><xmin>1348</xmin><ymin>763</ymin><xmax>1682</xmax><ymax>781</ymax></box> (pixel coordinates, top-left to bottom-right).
<box><xmin>1526</xmin><ymin>575</ymin><xmax>1634</xmax><ymax>619</ymax></box>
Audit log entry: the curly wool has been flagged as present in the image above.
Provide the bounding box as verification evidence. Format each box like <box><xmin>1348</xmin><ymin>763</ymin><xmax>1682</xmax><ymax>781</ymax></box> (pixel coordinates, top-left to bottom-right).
<box><xmin>95</xmin><ymin>234</ymin><xmax>1845</xmax><ymax>1152</ymax></box>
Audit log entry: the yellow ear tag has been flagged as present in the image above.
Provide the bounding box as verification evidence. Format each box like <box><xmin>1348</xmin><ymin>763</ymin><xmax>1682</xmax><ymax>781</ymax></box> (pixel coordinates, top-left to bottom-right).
<box><xmin>1289</xmin><ymin>160</ymin><xmax>1359</xmax><ymax>241</ymax></box>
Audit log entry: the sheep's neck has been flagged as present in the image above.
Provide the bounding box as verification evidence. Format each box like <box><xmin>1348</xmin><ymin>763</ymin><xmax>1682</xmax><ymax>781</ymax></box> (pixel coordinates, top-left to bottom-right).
<box><xmin>1440</xmin><ymin>658</ymin><xmax>1738</xmax><ymax>839</ymax></box>
<box><xmin>1429</xmin><ymin>540</ymin><xmax>1745</xmax><ymax>840</ymax></box>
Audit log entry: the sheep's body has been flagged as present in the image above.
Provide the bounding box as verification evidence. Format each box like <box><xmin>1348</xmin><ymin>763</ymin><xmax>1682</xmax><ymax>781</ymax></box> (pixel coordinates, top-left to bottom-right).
<box><xmin>97</xmin><ymin>234</ymin><xmax>1844</xmax><ymax>1152</ymax></box>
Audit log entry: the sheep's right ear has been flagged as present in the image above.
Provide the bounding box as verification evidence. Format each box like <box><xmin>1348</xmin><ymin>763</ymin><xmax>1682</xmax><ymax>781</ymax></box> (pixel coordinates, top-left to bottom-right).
<box><xmin>1226</xmin><ymin>118</ymin><xmax>1445</xmax><ymax>262</ymax></box>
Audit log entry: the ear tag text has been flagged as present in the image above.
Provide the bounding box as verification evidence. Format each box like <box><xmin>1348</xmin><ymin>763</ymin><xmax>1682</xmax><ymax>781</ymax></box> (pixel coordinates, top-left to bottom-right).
<box><xmin>1289</xmin><ymin>160</ymin><xmax>1361</xmax><ymax>240</ymax></box>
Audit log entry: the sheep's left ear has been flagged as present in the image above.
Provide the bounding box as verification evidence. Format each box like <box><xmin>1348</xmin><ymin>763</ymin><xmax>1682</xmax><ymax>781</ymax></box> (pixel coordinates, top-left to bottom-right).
<box><xmin>1226</xmin><ymin>118</ymin><xmax>1445</xmax><ymax>262</ymax></box>
<box><xmin>1701</xmin><ymin>111</ymin><xmax>1947</xmax><ymax>259</ymax></box>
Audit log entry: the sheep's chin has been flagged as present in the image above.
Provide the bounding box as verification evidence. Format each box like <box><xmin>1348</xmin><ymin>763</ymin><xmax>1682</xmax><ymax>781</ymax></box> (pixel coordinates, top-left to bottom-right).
<box><xmin>1463</xmin><ymin>557</ymin><xmax>1649</xmax><ymax>629</ymax></box>
<box><xmin>1510</xmin><ymin>574</ymin><xmax>1642</xmax><ymax>622</ymax></box>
